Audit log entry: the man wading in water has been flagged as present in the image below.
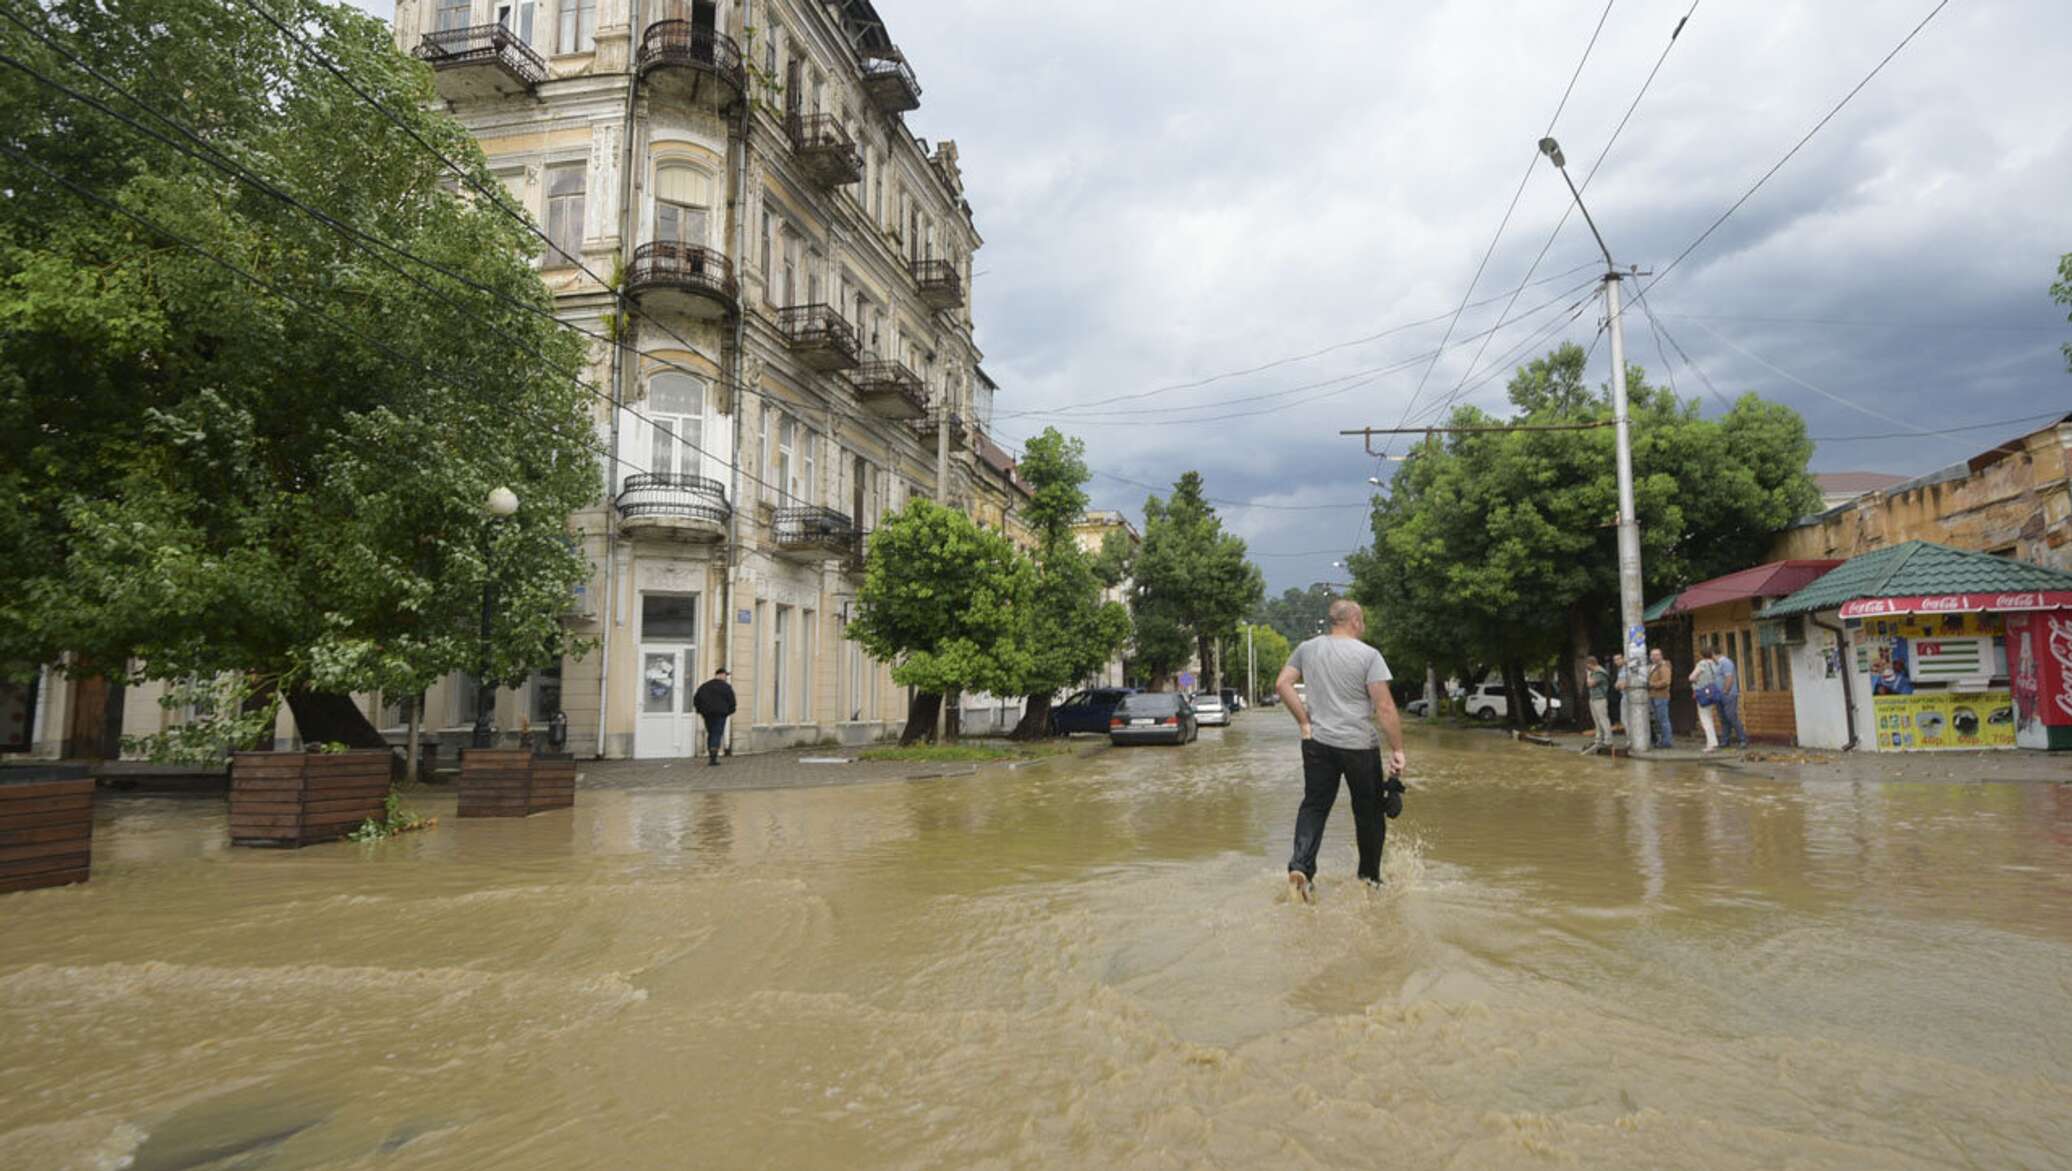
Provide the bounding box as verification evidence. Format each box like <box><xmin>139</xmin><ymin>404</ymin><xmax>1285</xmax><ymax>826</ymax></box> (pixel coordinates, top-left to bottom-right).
<box><xmin>1275</xmin><ymin>599</ymin><xmax>1407</xmax><ymax>903</ymax></box>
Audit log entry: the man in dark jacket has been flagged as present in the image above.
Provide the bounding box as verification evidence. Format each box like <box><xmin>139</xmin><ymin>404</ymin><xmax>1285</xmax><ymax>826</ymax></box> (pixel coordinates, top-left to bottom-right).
<box><xmin>691</xmin><ymin>668</ymin><xmax>737</xmax><ymax>765</ymax></box>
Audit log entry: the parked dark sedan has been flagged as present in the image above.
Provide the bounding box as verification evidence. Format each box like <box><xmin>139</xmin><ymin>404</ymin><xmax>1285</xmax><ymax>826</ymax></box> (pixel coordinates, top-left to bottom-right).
<box><xmin>1051</xmin><ymin>687</ymin><xmax>1139</xmax><ymax>736</ymax></box>
<box><xmin>1108</xmin><ymin>692</ymin><xmax>1198</xmax><ymax>746</ymax></box>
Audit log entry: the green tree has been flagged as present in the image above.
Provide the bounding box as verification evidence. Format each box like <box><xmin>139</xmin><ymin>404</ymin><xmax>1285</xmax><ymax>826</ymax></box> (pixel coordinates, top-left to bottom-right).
<box><xmin>1238</xmin><ymin>623</ymin><xmax>1291</xmax><ymax>699</ymax></box>
<box><xmin>0</xmin><ymin>0</ymin><xmax>597</xmax><ymax>752</ymax></box>
<box><xmin>1350</xmin><ymin>343</ymin><xmax>1819</xmax><ymax>728</ymax></box>
<box><xmin>850</xmin><ymin>500</ymin><xmax>1031</xmax><ymax>744</ymax></box>
<box><xmin>1252</xmin><ymin>585</ymin><xmax>1336</xmax><ymax>645</ymax></box>
<box><xmin>1133</xmin><ymin>473</ymin><xmax>1265</xmax><ymax>691</ymax></box>
<box><xmin>1005</xmin><ymin>429</ymin><xmax>1130</xmax><ymax>739</ymax></box>
<box><xmin>2054</xmin><ymin>251</ymin><xmax>2072</xmax><ymax>372</ymax></box>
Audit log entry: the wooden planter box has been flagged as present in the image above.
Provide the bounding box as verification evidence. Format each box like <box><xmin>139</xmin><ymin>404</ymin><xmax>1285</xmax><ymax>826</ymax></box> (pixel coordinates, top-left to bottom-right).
<box><xmin>458</xmin><ymin>749</ymin><xmax>576</xmax><ymax>818</ymax></box>
<box><xmin>0</xmin><ymin>765</ymin><xmax>94</xmax><ymax>894</ymax></box>
<box><xmin>229</xmin><ymin>750</ymin><xmax>392</xmax><ymax>848</ymax></box>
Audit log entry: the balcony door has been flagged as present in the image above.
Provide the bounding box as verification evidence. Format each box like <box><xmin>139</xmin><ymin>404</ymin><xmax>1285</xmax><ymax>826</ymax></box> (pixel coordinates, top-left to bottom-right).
<box><xmin>654</xmin><ymin>165</ymin><xmax>710</xmax><ymax>252</ymax></box>
<box><xmin>643</xmin><ymin>373</ymin><xmax>707</xmax><ymax>485</ymax></box>
<box><xmin>635</xmin><ymin>594</ymin><xmax>700</xmax><ymax>759</ymax></box>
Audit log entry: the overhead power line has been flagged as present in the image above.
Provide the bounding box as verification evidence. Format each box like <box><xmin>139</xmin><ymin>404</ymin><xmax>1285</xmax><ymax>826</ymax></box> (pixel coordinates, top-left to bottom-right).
<box><xmin>1429</xmin><ymin>0</ymin><xmax>1703</xmax><ymax>428</ymax></box>
<box><xmin>1383</xmin><ymin>0</ymin><xmax>1619</xmax><ymax>457</ymax></box>
<box><xmin>1631</xmin><ymin>0</ymin><xmax>1952</xmax><ymax>307</ymax></box>
<box><xmin>999</xmin><ymin>258</ymin><xmax>1600</xmax><ymax>420</ymax></box>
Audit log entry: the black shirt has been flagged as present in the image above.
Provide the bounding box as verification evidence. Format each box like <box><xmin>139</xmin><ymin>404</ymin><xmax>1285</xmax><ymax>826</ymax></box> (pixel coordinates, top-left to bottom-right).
<box><xmin>692</xmin><ymin>678</ymin><xmax>737</xmax><ymax>718</ymax></box>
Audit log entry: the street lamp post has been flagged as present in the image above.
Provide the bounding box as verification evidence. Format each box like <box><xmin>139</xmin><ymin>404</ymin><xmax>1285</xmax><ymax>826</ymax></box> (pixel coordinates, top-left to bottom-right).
<box><xmin>472</xmin><ymin>486</ymin><xmax>520</xmax><ymax>750</ymax></box>
<box><xmin>1538</xmin><ymin>137</ymin><xmax>1650</xmax><ymax>755</ymax></box>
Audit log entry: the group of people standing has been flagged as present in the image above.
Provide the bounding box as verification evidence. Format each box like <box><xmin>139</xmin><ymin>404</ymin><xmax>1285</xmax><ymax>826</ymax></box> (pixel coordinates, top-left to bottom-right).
<box><xmin>1581</xmin><ymin>644</ymin><xmax>1750</xmax><ymax>753</ymax></box>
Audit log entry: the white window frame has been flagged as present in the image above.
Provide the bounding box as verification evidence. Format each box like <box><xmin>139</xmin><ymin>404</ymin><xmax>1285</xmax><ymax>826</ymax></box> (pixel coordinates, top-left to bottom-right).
<box><xmin>544</xmin><ymin>163</ymin><xmax>585</xmax><ymax>267</ymax></box>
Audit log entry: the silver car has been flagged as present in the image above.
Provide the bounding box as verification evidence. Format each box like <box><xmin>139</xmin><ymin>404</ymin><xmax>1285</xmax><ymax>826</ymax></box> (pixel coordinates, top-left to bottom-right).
<box><xmin>1193</xmin><ymin>696</ymin><xmax>1230</xmax><ymax>727</ymax></box>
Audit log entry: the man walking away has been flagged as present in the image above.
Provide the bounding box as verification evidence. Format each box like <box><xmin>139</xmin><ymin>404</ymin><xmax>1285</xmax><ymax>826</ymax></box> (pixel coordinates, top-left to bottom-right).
<box><xmin>1647</xmin><ymin>649</ymin><xmax>1674</xmax><ymax>749</ymax></box>
<box><xmin>1584</xmin><ymin>656</ymin><xmax>1613</xmax><ymax>749</ymax></box>
<box><xmin>1275</xmin><ymin>599</ymin><xmax>1407</xmax><ymax>903</ymax></box>
<box><xmin>1714</xmin><ymin>646</ymin><xmax>1750</xmax><ymax>748</ymax></box>
<box><xmin>692</xmin><ymin>667</ymin><xmax>737</xmax><ymax>766</ymax></box>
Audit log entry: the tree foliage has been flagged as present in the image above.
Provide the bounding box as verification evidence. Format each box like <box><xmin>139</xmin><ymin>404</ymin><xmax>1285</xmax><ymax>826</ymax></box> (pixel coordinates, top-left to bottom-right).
<box><xmin>0</xmin><ymin>0</ymin><xmax>599</xmax><ymax>749</ymax></box>
<box><xmin>1239</xmin><ymin>623</ymin><xmax>1291</xmax><ymax>698</ymax></box>
<box><xmin>1252</xmin><ymin>585</ymin><xmax>1336</xmax><ymax>645</ymax></box>
<box><xmin>850</xmin><ymin>500</ymin><xmax>1031</xmax><ymax>710</ymax></box>
<box><xmin>1349</xmin><ymin>343</ymin><xmax>1820</xmax><ymax>721</ymax></box>
<box><xmin>1007</xmin><ymin>429</ymin><xmax>1129</xmax><ymax>736</ymax></box>
<box><xmin>1128</xmin><ymin>473</ymin><xmax>1264</xmax><ymax>691</ymax></box>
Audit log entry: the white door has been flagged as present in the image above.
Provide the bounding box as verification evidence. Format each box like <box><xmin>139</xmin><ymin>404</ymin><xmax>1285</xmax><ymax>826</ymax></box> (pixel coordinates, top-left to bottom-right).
<box><xmin>634</xmin><ymin>594</ymin><xmax>700</xmax><ymax>758</ymax></box>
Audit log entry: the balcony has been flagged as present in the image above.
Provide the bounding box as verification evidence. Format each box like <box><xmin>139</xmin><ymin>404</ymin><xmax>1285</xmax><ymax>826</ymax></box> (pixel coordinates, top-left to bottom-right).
<box><xmin>773</xmin><ymin>506</ymin><xmax>858</xmax><ymax>561</ymax></box>
<box><xmin>911</xmin><ymin>258</ymin><xmax>964</xmax><ymax>310</ymax></box>
<box><xmin>860</xmin><ymin>52</ymin><xmax>921</xmax><ymax>114</ymax></box>
<box><xmin>849</xmin><ymin>359</ymin><xmax>928</xmax><ymax>419</ymax></box>
<box><xmin>913</xmin><ymin>411</ymin><xmax>968</xmax><ymax>452</ymax></box>
<box><xmin>626</xmin><ymin>241</ymin><xmax>737</xmax><ymax>319</ymax></box>
<box><xmin>637</xmin><ymin>21</ymin><xmax>746</xmax><ymax>105</ymax></box>
<box><xmin>786</xmin><ymin>114</ymin><xmax>863</xmax><ymax>188</ymax></box>
<box><xmin>415</xmin><ymin>25</ymin><xmax>547</xmax><ymax>102</ymax></box>
<box><xmin>777</xmin><ymin>304</ymin><xmax>861</xmax><ymax>372</ymax></box>
<box><xmin>616</xmin><ymin>474</ymin><xmax>730</xmax><ymax>542</ymax></box>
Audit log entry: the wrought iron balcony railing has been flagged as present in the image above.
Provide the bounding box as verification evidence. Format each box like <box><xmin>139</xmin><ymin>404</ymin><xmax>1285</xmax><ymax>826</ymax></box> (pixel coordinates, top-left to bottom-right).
<box><xmin>911</xmin><ymin>258</ymin><xmax>964</xmax><ymax>310</ymax></box>
<box><xmin>415</xmin><ymin>24</ymin><xmax>548</xmax><ymax>88</ymax></box>
<box><xmin>786</xmin><ymin>113</ymin><xmax>863</xmax><ymax>186</ymax></box>
<box><xmin>616</xmin><ymin>474</ymin><xmax>731</xmax><ymax>540</ymax></box>
<box><xmin>850</xmin><ymin>359</ymin><xmax>928</xmax><ymax>419</ymax></box>
<box><xmin>860</xmin><ymin>52</ymin><xmax>921</xmax><ymax>113</ymax></box>
<box><xmin>627</xmin><ymin>241</ymin><xmax>737</xmax><ymax>311</ymax></box>
<box><xmin>773</xmin><ymin>506</ymin><xmax>858</xmax><ymax>558</ymax></box>
<box><xmin>777</xmin><ymin>303</ymin><xmax>861</xmax><ymax>371</ymax></box>
<box><xmin>636</xmin><ymin>21</ymin><xmax>746</xmax><ymax>95</ymax></box>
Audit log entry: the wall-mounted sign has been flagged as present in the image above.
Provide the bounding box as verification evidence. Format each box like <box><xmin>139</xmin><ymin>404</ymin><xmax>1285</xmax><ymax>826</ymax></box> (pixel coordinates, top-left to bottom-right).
<box><xmin>737</xmin><ymin>609</ymin><xmax>752</xmax><ymax>624</ymax></box>
<box><xmin>1841</xmin><ymin>593</ymin><xmax>2072</xmax><ymax>618</ymax></box>
<box><xmin>1871</xmin><ymin>690</ymin><xmax>2016</xmax><ymax>751</ymax></box>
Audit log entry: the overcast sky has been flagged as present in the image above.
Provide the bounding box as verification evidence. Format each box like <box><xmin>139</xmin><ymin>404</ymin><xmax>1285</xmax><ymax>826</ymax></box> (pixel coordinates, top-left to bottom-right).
<box><xmin>358</xmin><ymin>0</ymin><xmax>2071</xmax><ymax>592</ymax></box>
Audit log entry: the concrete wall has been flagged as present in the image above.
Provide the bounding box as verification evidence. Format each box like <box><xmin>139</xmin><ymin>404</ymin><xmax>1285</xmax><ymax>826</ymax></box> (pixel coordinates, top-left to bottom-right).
<box><xmin>1788</xmin><ymin>613</ymin><xmax>1855</xmax><ymax>751</ymax></box>
<box><xmin>1773</xmin><ymin>421</ymin><xmax>2072</xmax><ymax>570</ymax></box>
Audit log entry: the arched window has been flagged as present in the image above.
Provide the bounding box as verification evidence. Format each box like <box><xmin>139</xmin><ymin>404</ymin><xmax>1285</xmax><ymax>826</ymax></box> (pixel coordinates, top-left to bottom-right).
<box><xmin>654</xmin><ymin>164</ymin><xmax>711</xmax><ymax>248</ymax></box>
<box><xmin>646</xmin><ymin>373</ymin><xmax>706</xmax><ymax>482</ymax></box>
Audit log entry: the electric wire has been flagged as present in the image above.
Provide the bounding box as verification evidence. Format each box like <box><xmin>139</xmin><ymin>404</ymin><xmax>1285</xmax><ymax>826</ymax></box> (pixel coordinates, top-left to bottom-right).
<box><xmin>1677</xmin><ymin>315</ymin><xmax>1969</xmax><ymax>447</ymax></box>
<box><xmin>993</xmin><ymin>258</ymin><xmax>1601</xmax><ymax>420</ymax></box>
<box><xmin>1381</xmin><ymin>0</ymin><xmax>1618</xmax><ymax>459</ymax></box>
<box><xmin>1629</xmin><ymin>0</ymin><xmax>1951</xmax><ymax>307</ymax></box>
<box><xmin>997</xmin><ymin>275</ymin><xmax>1600</xmax><ymax>423</ymax></box>
<box><xmin>0</xmin><ymin>138</ymin><xmax>651</xmax><ymax>489</ymax></box>
<box><xmin>1427</xmin><ymin>0</ymin><xmax>1702</xmax><ymax>428</ymax></box>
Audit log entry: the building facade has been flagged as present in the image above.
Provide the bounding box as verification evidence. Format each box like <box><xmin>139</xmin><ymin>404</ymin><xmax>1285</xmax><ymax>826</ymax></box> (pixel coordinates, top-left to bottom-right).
<box><xmin>1073</xmin><ymin>511</ymin><xmax>1140</xmax><ymax>689</ymax></box>
<box><xmin>1776</xmin><ymin>417</ymin><xmax>2072</xmax><ymax>572</ymax></box>
<box><xmin>396</xmin><ymin>0</ymin><xmax>990</xmax><ymax>758</ymax></box>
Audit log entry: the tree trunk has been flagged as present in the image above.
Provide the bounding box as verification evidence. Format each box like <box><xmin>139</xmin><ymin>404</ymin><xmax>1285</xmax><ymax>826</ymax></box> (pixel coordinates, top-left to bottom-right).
<box><xmin>285</xmin><ymin>686</ymin><xmax>389</xmax><ymax>750</ymax></box>
<box><xmin>1195</xmin><ymin>633</ymin><xmax>1217</xmax><ymax>693</ymax></box>
<box><xmin>900</xmin><ymin>691</ymin><xmax>941</xmax><ymax>746</ymax></box>
<box><xmin>943</xmin><ymin>688</ymin><xmax>963</xmax><ymax>743</ymax></box>
<box><xmin>1563</xmin><ymin>604</ymin><xmax>1592</xmax><ymax>731</ymax></box>
<box><xmin>1503</xmin><ymin>659</ymin><xmax>1530</xmax><ymax>730</ymax></box>
<box><xmin>404</xmin><ymin>695</ymin><xmax>423</xmax><ymax>784</ymax></box>
<box><xmin>1008</xmin><ymin>693</ymin><xmax>1054</xmax><ymax>740</ymax></box>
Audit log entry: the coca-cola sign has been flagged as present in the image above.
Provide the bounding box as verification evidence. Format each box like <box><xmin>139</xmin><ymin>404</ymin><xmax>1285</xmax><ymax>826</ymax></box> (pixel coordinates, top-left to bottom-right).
<box><xmin>1839</xmin><ymin>591</ymin><xmax>2072</xmax><ymax>618</ymax></box>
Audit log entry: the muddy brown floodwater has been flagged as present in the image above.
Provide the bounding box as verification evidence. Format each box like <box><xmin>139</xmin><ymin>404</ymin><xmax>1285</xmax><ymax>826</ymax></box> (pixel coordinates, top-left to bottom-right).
<box><xmin>4</xmin><ymin>722</ymin><xmax>2071</xmax><ymax>1169</ymax></box>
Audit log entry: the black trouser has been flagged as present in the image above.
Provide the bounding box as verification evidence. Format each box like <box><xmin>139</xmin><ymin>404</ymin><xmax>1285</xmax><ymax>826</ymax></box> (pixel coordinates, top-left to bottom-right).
<box><xmin>703</xmin><ymin>715</ymin><xmax>726</xmax><ymax>756</ymax></box>
<box><xmin>1288</xmin><ymin>738</ymin><xmax>1386</xmax><ymax>883</ymax></box>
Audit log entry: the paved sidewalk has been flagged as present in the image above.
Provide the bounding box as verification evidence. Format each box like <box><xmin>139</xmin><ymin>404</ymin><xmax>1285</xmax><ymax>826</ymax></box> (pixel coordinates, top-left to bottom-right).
<box><xmin>570</xmin><ymin>740</ymin><xmax>1106</xmax><ymax>794</ymax></box>
<box><xmin>1527</xmin><ymin>727</ymin><xmax>2072</xmax><ymax>784</ymax></box>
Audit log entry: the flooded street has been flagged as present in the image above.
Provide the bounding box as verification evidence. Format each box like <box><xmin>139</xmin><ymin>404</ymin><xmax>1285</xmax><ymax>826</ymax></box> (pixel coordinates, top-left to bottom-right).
<box><xmin>5</xmin><ymin>722</ymin><xmax>2071</xmax><ymax>1170</ymax></box>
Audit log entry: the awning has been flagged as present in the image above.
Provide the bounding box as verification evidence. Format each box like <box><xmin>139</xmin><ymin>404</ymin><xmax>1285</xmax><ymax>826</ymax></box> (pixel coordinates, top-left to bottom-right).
<box><xmin>1838</xmin><ymin>591</ymin><xmax>2072</xmax><ymax>618</ymax></box>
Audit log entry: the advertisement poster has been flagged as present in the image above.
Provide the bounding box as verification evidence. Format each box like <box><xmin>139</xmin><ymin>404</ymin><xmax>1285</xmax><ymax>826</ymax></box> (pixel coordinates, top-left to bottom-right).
<box><xmin>1870</xmin><ymin>690</ymin><xmax>2016</xmax><ymax>751</ymax></box>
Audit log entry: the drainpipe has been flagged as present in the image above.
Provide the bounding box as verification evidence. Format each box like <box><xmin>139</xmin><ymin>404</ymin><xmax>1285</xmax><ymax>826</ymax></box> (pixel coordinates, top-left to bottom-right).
<box><xmin>595</xmin><ymin>0</ymin><xmax>644</xmax><ymax>760</ymax></box>
<box><xmin>721</xmin><ymin>56</ymin><xmax>752</xmax><ymax>735</ymax></box>
<box><xmin>1811</xmin><ymin>614</ymin><xmax>1858</xmax><ymax>751</ymax></box>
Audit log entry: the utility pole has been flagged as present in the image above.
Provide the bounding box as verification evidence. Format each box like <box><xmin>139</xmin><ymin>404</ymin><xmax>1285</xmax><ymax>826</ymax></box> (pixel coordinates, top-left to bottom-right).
<box><xmin>1246</xmin><ymin>624</ymin><xmax>1256</xmax><ymax>708</ymax></box>
<box><xmin>1540</xmin><ymin>136</ymin><xmax>1650</xmax><ymax>754</ymax></box>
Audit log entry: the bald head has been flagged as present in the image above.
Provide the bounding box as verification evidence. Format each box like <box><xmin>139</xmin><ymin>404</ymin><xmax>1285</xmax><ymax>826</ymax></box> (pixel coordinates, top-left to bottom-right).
<box><xmin>1327</xmin><ymin>598</ymin><xmax>1363</xmax><ymax>632</ymax></box>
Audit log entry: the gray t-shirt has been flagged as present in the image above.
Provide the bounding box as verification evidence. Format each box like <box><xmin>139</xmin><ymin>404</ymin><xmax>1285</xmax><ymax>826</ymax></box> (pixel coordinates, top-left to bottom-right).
<box><xmin>1288</xmin><ymin>635</ymin><xmax>1392</xmax><ymax>750</ymax></box>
